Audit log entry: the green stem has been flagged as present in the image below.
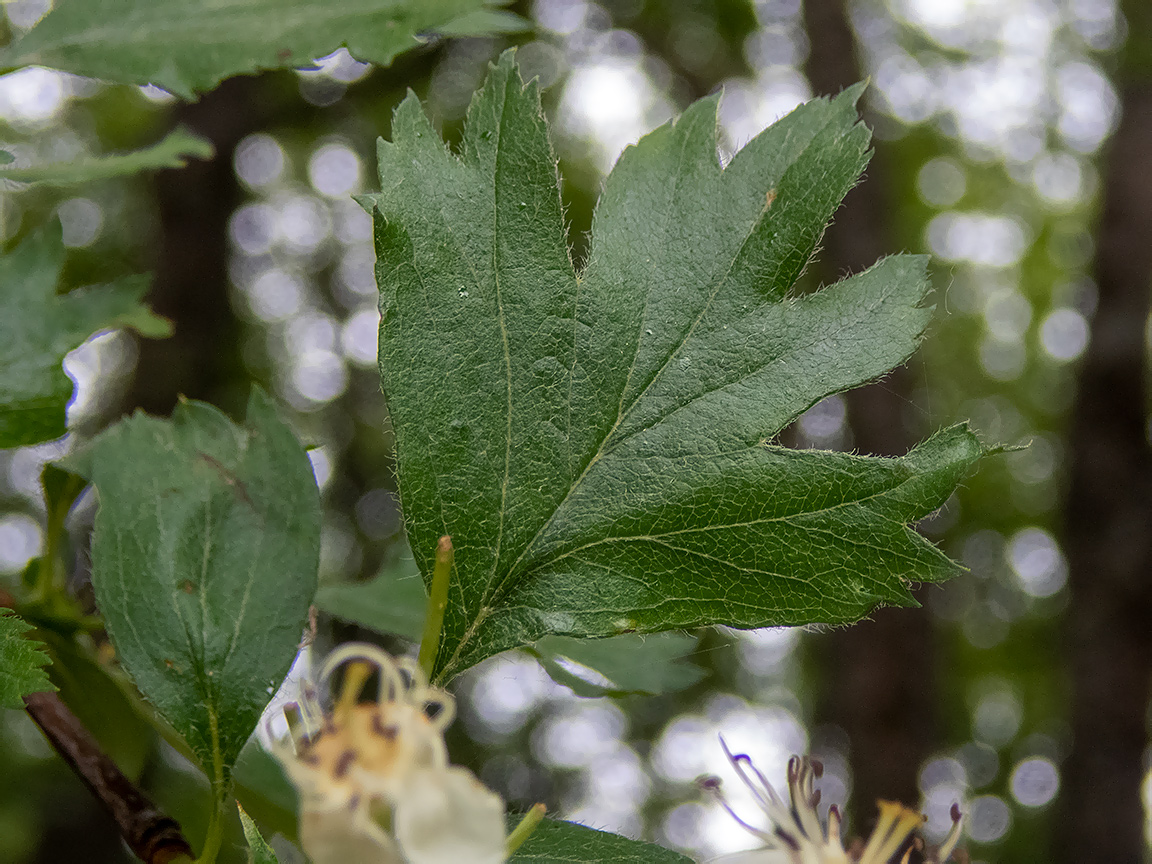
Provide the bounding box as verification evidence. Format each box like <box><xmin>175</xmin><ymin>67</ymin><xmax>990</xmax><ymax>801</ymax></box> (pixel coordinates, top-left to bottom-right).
<box><xmin>505</xmin><ymin>803</ymin><xmax>546</xmax><ymax>855</ymax></box>
<box><xmin>194</xmin><ymin>794</ymin><xmax>226</xmax><ymax>864</ymax></box>
<box><xmin>417</xmin><ymin>535</ymin><xmax>453</xmax><ymax>681</ymax></box>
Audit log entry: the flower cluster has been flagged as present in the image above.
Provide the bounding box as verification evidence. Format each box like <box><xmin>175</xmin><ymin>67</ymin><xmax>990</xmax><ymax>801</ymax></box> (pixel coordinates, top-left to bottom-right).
<box><xmin>269</xmin><ymin>644</ymin><xmax>506</xmax><ymax>864</ymax></box>
<box><xmin>701</xmin><ymin>742</ymin><xmax>963</xmax><ymax>864</ymax></box>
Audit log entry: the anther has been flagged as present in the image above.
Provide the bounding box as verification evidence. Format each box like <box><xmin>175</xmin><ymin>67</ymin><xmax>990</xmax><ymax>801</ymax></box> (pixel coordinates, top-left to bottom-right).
<box><xmin>371</xmin><ymin>713</ymin><xmax>399</xmax><ymax>739</ymax></box>
<box><xmin>697</xmin><ymin>775</ymin><xmax>722</xmax><ymax>792</ymax></box>
<box><xmin>334</xmin><ymin>749</ymin><xmax>356</xmax><ymax>779</ymax></box>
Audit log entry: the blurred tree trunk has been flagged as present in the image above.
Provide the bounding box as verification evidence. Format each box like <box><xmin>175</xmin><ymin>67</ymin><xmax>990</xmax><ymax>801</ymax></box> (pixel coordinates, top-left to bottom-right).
<box><xmin>1055</xmin><ymin>4</ymin><xmax>1152</xmax><ymax>861</ymax></box>
<box><xmin>802</xmin><ymin>0</ymin><xmax>938</xmax><ymax>830</ymax></box>
<box><xmin>125</xmin><ymin>77</ymin><xmax>256</xmax><ymax>416</ymax></box>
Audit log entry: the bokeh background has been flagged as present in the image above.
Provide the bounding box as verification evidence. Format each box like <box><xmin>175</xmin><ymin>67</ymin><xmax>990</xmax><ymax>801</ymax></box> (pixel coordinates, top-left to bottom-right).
<box><xmin>1</xmin><ymin>0</ymin><xmax>1150</xmax><ymax>862</ymax></box>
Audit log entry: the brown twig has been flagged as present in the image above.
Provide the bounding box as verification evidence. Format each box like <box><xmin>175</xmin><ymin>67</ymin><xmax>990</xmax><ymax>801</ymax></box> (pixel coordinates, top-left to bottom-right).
<box><xmin>2</xmin><ymin>590</ymin><xmax>193</xmax><ymax>863</ymax></box>
<box><xmin>23</xmin><ymin>691</ymin><xmax>194</xmax><ymax>863</ymax></box>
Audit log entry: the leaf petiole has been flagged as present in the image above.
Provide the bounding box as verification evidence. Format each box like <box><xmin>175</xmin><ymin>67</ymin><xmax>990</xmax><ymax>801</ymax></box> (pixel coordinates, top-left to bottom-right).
<box><xmin>417</xmin><ymin>535</ymin><xmax>453</xmax><ymax>680</ymax></box>
<box><xmin>506</xmin><ymin>802</ymin><xmax>547</xmax><ymax>855</ymax></box>
<box><xmin>194</xmin><ymin>796</ymin><xmax>226</xmax><ymax>864</ymax></box>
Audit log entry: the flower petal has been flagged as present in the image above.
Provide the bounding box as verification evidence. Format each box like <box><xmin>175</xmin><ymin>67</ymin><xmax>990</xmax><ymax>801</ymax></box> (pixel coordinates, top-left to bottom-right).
<box><xmin>395</xmin><ymin>766</ymin><xmax>507</xmax><ymax>864</ymax></box>
<box><xmin>301</xmin><ymin>803</ymin><xmax>402</xmax><ymax>864</ymax></box>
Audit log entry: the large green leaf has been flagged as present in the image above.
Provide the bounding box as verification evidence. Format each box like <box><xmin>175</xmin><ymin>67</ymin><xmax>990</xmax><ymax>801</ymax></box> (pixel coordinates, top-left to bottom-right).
<box><xmin>0</xmin><ymin>0</ymin><xmax>526</xmax><ymax>99</ymax></box>
<box><xmin>0</xmin><ymin>609</ymin><xmax>55</xmax><ymax>708</ymax></box>
<box><xmin>508</xmin><ymin>818</ymin><xmax>693</xmax><ymax>864</ymax></box>
<box><xmin>0</xmin><ymin>227</ymin><xmax>171</xmax><ymax>448</ymax></box>
<box><xmin>62</xmin><ymin>390</ymin><xmax>320</xmax><ymax>793</ymax></box>
<box><xmin>362</xmin><ymin>51</ymin><xmax>984</xmax><ymax>681</ymax></box>
<box><xmin>0</xmin><ymin>128</ymin><xmax>213</xmax><ymax>185</ymax></box>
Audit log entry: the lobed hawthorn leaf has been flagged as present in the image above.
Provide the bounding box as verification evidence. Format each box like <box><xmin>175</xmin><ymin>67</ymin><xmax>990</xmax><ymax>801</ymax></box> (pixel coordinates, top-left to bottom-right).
<box><xmin>0</xmin><ymin>127</ymin><xmax>213</xmax><ymax>185</ymax></box>
<box><xmin>508</xmin><ymin>817</ymin><xmax>693</xmax><ymax>864</ymax></box>
<box><xmin>61</xmin><ymin>389</ymin><xmax>320</xmax><ymax>793</ymax></box>
<box><xmin>361</xmin><ymin>51</ymin><xmax>985</xmax><ymax>682</ymax></box>
<box><xmin>0</xmin><ymin>225</ymin><xmax>171</xmax><ymax>449</ymax></box>
<box><xmin>0</xmin><ymin>0</ymin><xmax>526</xmax><ymax>99</ymax></box>
<box><xmin>0</xmin><ymin>608</ymin><xmax>55</xmax><ymax>708</ymax></box>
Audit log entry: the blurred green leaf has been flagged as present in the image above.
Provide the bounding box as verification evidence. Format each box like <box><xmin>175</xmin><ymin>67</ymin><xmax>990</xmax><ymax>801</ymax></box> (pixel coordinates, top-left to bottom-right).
<box><xmin>0</xmin><ymin>609</ymin><xmax>55</xmax><ymax>708</ymax></box>
<box><xmin>0</xmin><ymin>150</ymin><xmax>13</xmax><ymax>164</ymax></box>
<box><xmin>239</xmin><ymin>804</ymin><xmax>280</xmax><ymax>864</ymax></box>
<box><xmin>234</xmin><ymin>738</ymin><xmax>299</xmax><ymax>843</ymax></box>
<box><xmin>508</xmin><ymin>817</ymin><xmax>693</xmax><ymax>863</ymax></box>
<box><xmin>315</xmin><ymin>545</ymin><xmax>426</xmax><ymax>641</ymax></box>
<box><xmin>362</xmin><ymin>51</ymin><xmax>984</xmax><ymax>680</ymax></box>
<box><xmin>0</xmin><ymin>127</ymin><xmax>213</xmax><ymax>185</ymax></box>
<box><xmin>529</xmin><ymin>633</ymin><xmax>706</xmax><ymax>698</ymax></box>
<box><xmin>37</xmin><ymin>631</ymin><xmax>154</xmax><ymax>778</ymax></box>
<box><xmin>61</xmin><ymin>389</ymin><xmax>320</xmax><ymax>793</ymax></box>
<box><xmin>0</xmin><ymin>0</ymin><xmax>528</xmax><ymax>98</ymax></box>
<box><xmin>0</xmin><ymin>226</ymin><xmax>171</xmax><ymax>448</ymax></box>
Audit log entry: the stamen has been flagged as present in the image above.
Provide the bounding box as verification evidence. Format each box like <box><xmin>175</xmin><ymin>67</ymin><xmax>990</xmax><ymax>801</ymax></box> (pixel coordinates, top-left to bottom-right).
<box><xmin>858</xmin><ymin>801</ymin><xmax>925</xmax><ymax>864</ymax></box>
<box><xmin>699</xmin><ymin>773</ymin><xmax>778</xmax><ymax>845</ymax></box>
<box><xmin>719</xmin><ymin>738</ymin><xmax>787</xmax><ymax>813</ymax></box>
<box><xmin>934</xmin><ymin>803</ymin><xmax>964</xmax><ymax>862</ymax></box>
<box><xmin>319</xmin><ymin>644</ymin><xmax>404</xmax><ymax>703</ymax></box>
<box><xmin>334</xmin><ymin>749</ymin><xmax>357</xmax><ymax>779</ymax></box>
<box><xmin>827</xmin><ymin>804</ymin><xmax>842</xmax><ymax>845</ymax></box>
<box><xmin>774</xmin><ymin>827</ymin><xmax>800</xmax><ymax>851</ymax></box>
<box><xmin>337</xmin><ymin>661</ymin><xmax>374</xmax><ymax>720</ymax></box>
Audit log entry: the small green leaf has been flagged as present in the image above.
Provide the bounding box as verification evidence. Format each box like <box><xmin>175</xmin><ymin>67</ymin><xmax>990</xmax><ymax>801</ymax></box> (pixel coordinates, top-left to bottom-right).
<box><xmin>315</xmin><ymin>544</ymin><xmax>427</xmax><ymax>641</ymax></box>
<box><xmin>530</xmin><ymin>633</ymin><xmax>706</xmax><ymax>698</ymax></box>
<box><xmin>0</xmin><ymin>128</ymin><xmax>213</xmax><ymax>185</ymax></box>
<box><xmin>61</xmin><ymin>389</ymin><xmax>320</xmax><ymax>793</ymax></box>
<box><xmin>239</xmin><ymin>804</ymin><xmax>281</xmax><ymax>864</ymax></box>
<box><xmin>0</xmin><ymin>608</ymin><xmax>55</xmax><ymax>708</ymax></box>
<box><xmin>364</xmin><ymin>51</ymin><xmax>985</xmax><ymax>681</ymax></box>
<box><xmin>0</xmin><ymin>0</ymin><xmax>527</xmax><ymax>98</ymax></box>
<box><xmin>0</xmin><ymin>150</ymin><xmax>13</xmax><ymax>165</ymax></box>
<box><xmin>508</xmin><ymin>817</ymin><xmax>693</xmax><ymax>864</ymax></box>
<box><xmin>0</xmin><ymin>226</ymin><xmax>171</xmax><ymax>448</ymax></box>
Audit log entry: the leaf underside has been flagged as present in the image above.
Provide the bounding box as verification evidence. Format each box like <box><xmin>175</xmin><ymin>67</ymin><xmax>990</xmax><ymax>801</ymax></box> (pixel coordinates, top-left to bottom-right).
<box><xmin>0</xmin><ymin>226</ymin><xmax>171</xmax><ymax>449</ymax></box>
<box><xmin>0</xmin><ymin>608</ymin><xmax>55</xmax><ymax>708</ymax></box>
<box><xmin>363</xmin><ymin>51</ymin><xmax>984</xmax><ymax>681</ymax></box>
<box><xmin>530</xmin><ymin>633</ymin><xmax>705</xmax><ymax>698</ymax></box>
<box><xmin>0</xmin><ymin>127</ymin><xmax>213</xmax><ymax>185</ymax></box>
<box><xmin>0</xmin><ymin>0</ymin><xmax>526</xmax><ymax>98</ymax></box>
<box><xmin>508</xmin><ymin>817</ymin><xmax>693</xmax><ymax>864</ymax></box>
<box><xmin>62</xmin><ymin>390</ymin><xmax>320</xmax><ymax>788</ymax></box>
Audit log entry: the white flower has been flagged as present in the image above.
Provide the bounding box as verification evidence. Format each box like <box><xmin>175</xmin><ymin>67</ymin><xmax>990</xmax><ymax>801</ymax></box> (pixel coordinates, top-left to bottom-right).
<box><xmin>269</xmin><ymin>643</ymin><xmax>506</xmax><ymax>864</ymax></box>
<box><xmin>702</xmin><ymin>743</ymin><xmax>963</xmax><ymax>864</ymax></box>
